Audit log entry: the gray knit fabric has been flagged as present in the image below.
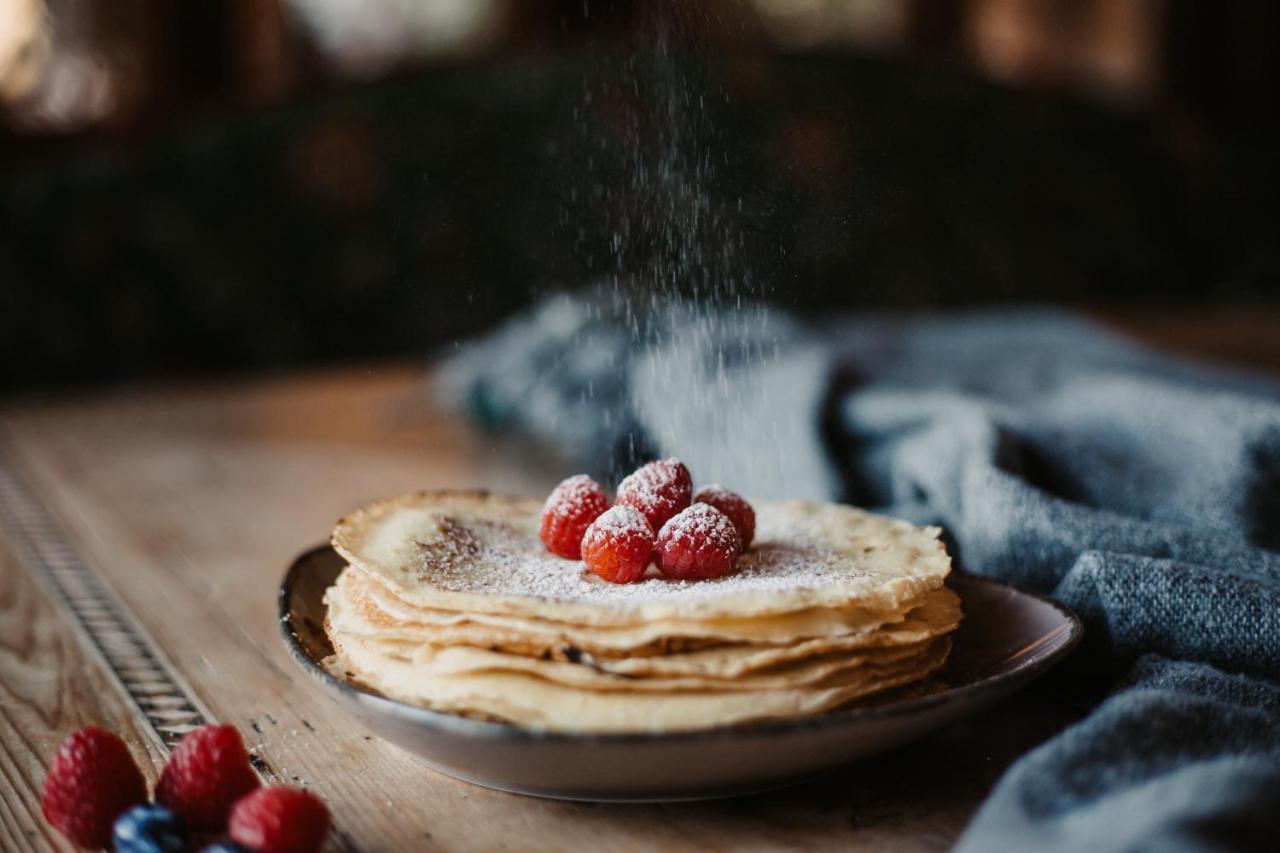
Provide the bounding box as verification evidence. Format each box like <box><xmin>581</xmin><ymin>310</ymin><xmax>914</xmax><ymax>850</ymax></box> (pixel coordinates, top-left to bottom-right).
<box><xmin>447</xmin><ymin>297</ymin><xmax>1280</xmax><ymax>851</ymax></box>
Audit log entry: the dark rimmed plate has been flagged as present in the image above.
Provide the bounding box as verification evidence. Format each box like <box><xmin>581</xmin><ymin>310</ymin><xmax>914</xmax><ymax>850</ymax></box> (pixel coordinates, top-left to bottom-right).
<box><xmin>279</xmin><ymin>545</ymin><xmax>1081</xmax><ymax>802</ymax></box>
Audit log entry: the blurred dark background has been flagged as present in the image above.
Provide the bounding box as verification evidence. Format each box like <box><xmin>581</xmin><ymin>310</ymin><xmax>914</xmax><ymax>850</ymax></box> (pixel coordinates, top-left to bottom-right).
<box><xmin>2</xmin><ymin>0</ymin><xmax>1278</xmax><ymax>389</ymax></box>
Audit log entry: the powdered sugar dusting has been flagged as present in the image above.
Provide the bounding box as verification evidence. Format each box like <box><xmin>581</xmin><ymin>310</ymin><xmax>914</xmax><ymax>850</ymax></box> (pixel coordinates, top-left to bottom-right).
<box><xmin>655</xmin><ymin>502</ymin><xmax>740</xmax><ymax>579</ymax></box>
<box><xmin>662</xmin><ymin>501</ymin><xmax>736</xmax><ymax>542</ymax></box>
<box><xmin>694</xmin><ymin>483</ymin><xmax>734</xmax><ymax>503</ymax></box>
<box><xmin>360</xmin><ymin>498</ymin><xmax>948</xmax><ymax>611</ymax></box>
<box><xmin>541</xmin><ymin>474</ymin><xmax>609</xmax><ymax>523</ymax></box>
<box><xmin>584</xmin><ymin>504</ymin><xmax>653</xmax><ymax>541</ymax></box>
<box><xmin>693</xmin><ymin>483</ymin><xmax>755</xmax><ymax>546</ymax></box>
<box><xmin>539</xmin><ymin>474</ymin><xmax>611</xmax><ymax>558</ymax></box>
<box><xmin>580</xmin><ymin>504</ymin><xmax>654</xmax><ymax>583</ymax></box>
<box><xmin>614</xmin><ymin>457</ymin><xmax>692</xmax><ymax>529</ymax></box>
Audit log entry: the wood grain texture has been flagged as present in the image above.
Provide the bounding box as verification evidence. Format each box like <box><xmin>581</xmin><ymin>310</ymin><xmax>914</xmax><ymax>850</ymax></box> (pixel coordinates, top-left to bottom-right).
<box><xmin>0</xmin><ymin>365</ymin><xmax>1094</xmax><ymax>852</ymax></box>
<box><xmin>0</xmin><ymin>543</ymin><xmax>168</xmax><ymax>852</ymax></box>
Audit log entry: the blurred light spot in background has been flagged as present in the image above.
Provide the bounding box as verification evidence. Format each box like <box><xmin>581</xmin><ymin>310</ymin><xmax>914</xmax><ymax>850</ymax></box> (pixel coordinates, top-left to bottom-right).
<box><xmin>0</xmin><ymin>0</ymin><xmax>47</xmax><ymax>102</ymax></box>
<box><xmin>752</xmin><ymin>0</ymin><xmax>908</xmax><ymax>52</ymax></box>
<box><xmin>1</xmin><ymin>0</ymin><xmax>121</xmax><ymax>132</ymax></box>
<box><xmin>286</xmin><ymin>0</ymin><xmax>500</xmax><ymax>76</ymax></box>
<box><xmin>966</xmin><ymin>0</ymin><xmax>1160</xmax><ymax>104</ymax></box>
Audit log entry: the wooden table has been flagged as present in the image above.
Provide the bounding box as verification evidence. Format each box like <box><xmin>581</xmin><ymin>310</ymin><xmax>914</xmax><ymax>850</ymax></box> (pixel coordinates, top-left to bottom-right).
<box><xmin>3</xmin><ymin>307</ymin><xmax>1274</xmax><ymax>851</ymax></box>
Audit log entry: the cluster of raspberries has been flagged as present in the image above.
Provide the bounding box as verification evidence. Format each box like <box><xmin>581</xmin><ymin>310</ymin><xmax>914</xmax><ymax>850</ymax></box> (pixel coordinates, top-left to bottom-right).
<box><xmin>41</xmin><ymin>724</ymin><xmax>329</xmax><ymax>853</ymax></box>
<box><xmin>539</xmin><ymin>458</ymin><xmax>756</xmax><ymax>583</ymax></box>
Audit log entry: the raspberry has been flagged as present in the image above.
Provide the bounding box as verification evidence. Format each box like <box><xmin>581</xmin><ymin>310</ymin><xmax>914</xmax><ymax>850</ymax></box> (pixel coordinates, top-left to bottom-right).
<box><xmin>228</xmin><ymin>786</ymin><xmax>331</xmax><ymax>853</ymax></box>
<box><xmin>156</xmin><ymin>724</ymin><xmax>260</xmax><ymax>830</ymax></box>
<box><xmin>539</xmin><ymin>474</ymin><xmax>611</xmax><ymax>559</ymax></box>
<box><xmin>615</xmin><ymin>458</ymin><xmax>692</xmax><ymax>532</ymax></box>
<box><xmin>656</xmin><ymin>503</ymin><xmax>742</xmax><ymax>580</ymax></box>
<box><xmin>113</xmin><ymin>803</ymin><xmax>187</xmax><ymax>853</ymax></box>
<box><xmin>40</xmin><ymin>726</ymin><xmax>148</xmax><ymax>849</ymax></box>
<box><xmin>693</xmin><ymin>484</ymin><xmax>756</xmax><ymax>547</ymax></box>
<box><xmin>580</xmin><ymin>505</ymin><xmax>655</xmax><ymax>583</ymax></box>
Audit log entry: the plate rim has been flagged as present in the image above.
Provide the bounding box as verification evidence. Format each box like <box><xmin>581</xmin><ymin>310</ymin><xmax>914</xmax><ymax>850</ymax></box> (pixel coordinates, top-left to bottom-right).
<box><xmin>279</xmin><ymin>544</ymin><xmax>1083</xmax><ymax>745</ymax></box>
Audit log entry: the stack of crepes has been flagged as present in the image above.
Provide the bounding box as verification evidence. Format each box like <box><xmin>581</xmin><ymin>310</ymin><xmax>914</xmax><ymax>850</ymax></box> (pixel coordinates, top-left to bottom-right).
<box><xmin>323</xmin><ymin>491</ymin><xmax>961</xmax><ymax>733</ymax></box>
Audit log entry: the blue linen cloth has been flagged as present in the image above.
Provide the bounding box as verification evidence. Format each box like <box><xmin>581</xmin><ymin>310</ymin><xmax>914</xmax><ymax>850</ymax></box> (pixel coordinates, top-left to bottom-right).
<box><xmin>444</xmin><ymin>293</ymin><xmax>1280</xmax><ymax>851</ymax></box>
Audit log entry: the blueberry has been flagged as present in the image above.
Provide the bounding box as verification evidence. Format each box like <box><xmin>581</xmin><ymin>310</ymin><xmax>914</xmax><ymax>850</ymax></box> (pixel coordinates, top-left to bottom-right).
<box><xmin>199</xmin><ymin>842</ymin><xmax>253</xmax><ymax>853</ymax></box>
<box><xmin>111</xmin><ymin>804</ymin><xmax>187</xmax><ymax>853</ymax></box>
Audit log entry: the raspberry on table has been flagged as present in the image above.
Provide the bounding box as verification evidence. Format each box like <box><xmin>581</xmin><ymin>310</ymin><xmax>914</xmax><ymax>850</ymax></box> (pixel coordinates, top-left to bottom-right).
<box><xmin>693</xmin><ymin>484</ymin><xmax>756</xmax><ymax>548</ymax></box>
<box><xmin>113</xmin><ymin>803</ymin><xmax>188</xmax><ymax>853</ymax></box>
<box><xmin>614</xmin><ymin>458</ymin><xmax>692</xmax><ymax>532</ymax></box>
<box><xmin>40</xmin><ymin>726</ymin><xmax>148</xmax><ymax>850</ymax></box>
<box><xmin>156</xmin><ymin>724</ymin><xmax>260</xmax><ymax>830</ymax></box>
<box><xmin>540</xmin><ymin>474</ymin><xmax>611</xmax><ymax>559</ymax></box>
<box><xmin>656</xmin><ymin>503</ymin><xmax>743</xmax><ymax>580</ymax></box>
<box><xmin>228</xmin><ymin>786</ymin><xmax>331</xmax><ymax>853</ymax></box>
<box><xmin>581</xmin><ymin>505</ymin><xmax>655</xmax><ymax>583</ymax></box>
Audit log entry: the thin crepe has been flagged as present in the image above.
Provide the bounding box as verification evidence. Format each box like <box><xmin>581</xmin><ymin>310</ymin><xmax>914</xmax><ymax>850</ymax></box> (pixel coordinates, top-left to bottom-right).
<box><xmin>331</xmin><ymin>491</ymin><xmax>952</xmax><ymax>624</ymax></box>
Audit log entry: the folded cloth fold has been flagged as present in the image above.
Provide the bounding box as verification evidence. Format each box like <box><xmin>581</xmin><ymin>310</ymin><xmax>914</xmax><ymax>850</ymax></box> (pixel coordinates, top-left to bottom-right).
<box><xmin>448</xmin><ymin>295</ymin><xmax>1280</xmax><ymax>851</ymax></box>
<box><xmin>956</xmin><ymin>656</ymin><xmax>1280</xmax><ymax>853</ymax></box>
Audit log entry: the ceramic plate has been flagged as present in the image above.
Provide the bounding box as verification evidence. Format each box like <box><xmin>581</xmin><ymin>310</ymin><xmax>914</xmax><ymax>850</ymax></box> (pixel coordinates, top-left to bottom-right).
<box><xmin>279</xmin><ymin>546</ymin><xmax>1081</xmax><ymax>802</ymax></box>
